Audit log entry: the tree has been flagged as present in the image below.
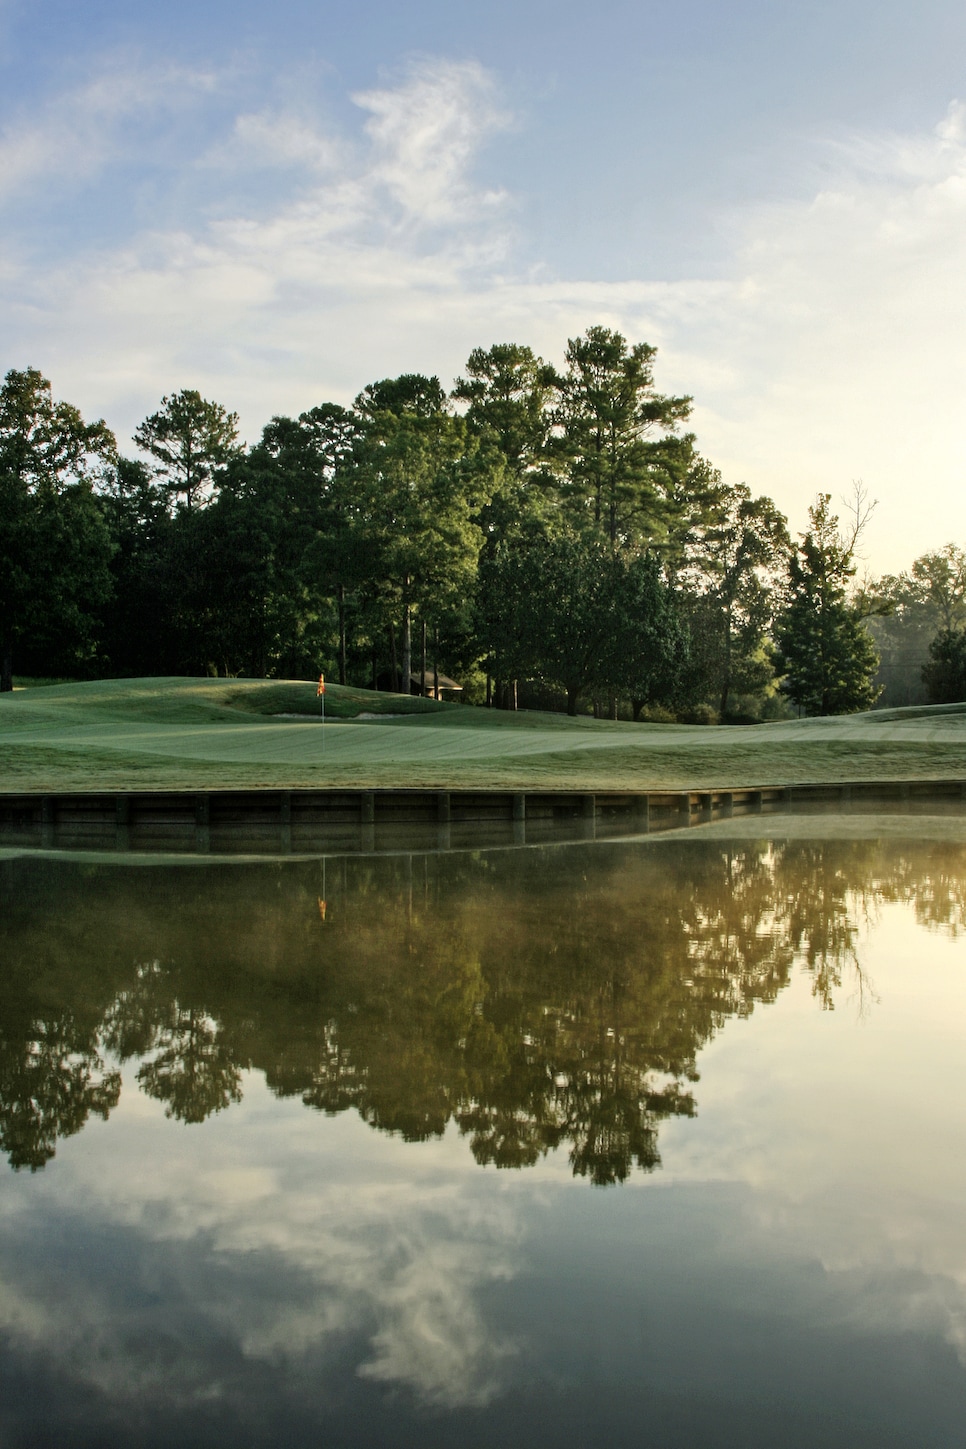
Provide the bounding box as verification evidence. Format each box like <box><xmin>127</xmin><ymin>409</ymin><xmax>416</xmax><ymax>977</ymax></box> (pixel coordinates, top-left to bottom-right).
<box><xmin>354</xmin><ymin>373</ymin><xmax>447</xmax><ymax>420</ymax></box>
<box><xmin>137</xmin><ymin>1004</ymin><xmax>242</xmax><ymax>1123</ymax></box>
<box><xmin>552</xmin><ymin>326</ymin><xmax>693</xmax><ymax>550</ymax></box>
<box><xmin>0</xmin><ymin>1014</ymin><xmax>120</xmax><ymax>1171</ymax></box>
<box><xmin>478</xmin><ymin>529</ymin><xmax>684</xmax><ymax>715</ymax></box>
<box><xmin>866</xmin><ymin>545</ymin><xmax>966</xmax><ymax>707</ymax></box>
<box><xmin>0</xmin><ymin>367</ymin><xmax>116</xmax><ymax>690</ymax></box>
<box><xmin>776</xmin><ymin>493</ymin><xmax>881</xmax><ymax>715</ymax></box>
<box><xmin>617</xmin><ymin>552</ymin><xmax>689</xmax><ymax>719</ymax></box>
<box><xmin>453</xmin><ymin>342</ymin><xmax>556</xmax><ymax>483</ymax></box>
<box><xmin>350</xmin><ymin>376</ymin><xmax>497</xmax><ymax>692</ymax></box>
<box><xmin>134</xmin><ymin>388</ymin><xmax>242</xmax><ymax>511</ymax></box>
<box><xmin>684</xmin><ymin>484</ymin><xmax>789</xmax><ymax>716</ymax></box>
<box><xmin>290</xmin><ymin>405</ymin><xmax>368</xmax><ymax>684</ymax></box>
<box><xmin>908</xmin><ymin>545</ymin><xmax>966</xmax><ymax>633</ymax></box>
<box><xmin>922</xmin><ymin>628</ymin><xmax>966</xmax><ymax>704</ymax></box>
<box><xmin>98</xmin><ymin>457</ymin><xmax>171</xmax><ymax>676</ymax></box>
<box><xmin>198</xmin><ymin>404</ymin><xmax>366</xmax><ymax>680</ymax></box>
<box><xmin>454</xmin><ymin>343</ymin><xmax>559</xmax><ymax>706</ymax></box>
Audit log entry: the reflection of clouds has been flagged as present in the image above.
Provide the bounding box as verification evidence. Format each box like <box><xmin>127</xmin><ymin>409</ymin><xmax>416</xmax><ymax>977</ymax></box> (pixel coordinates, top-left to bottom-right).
<box><xmin>0</xmin><ymin>1082</ymin><xmax>522</xmax><ymax>1411</ymax></box>
<box><xmin>728</xmin><ymin>1193</ymin><xmax>966</xmax><ymax>1376</ymax></box>
<box><xmin>357</xmin><ymin>1237</ymin><xmax>516</xmax><ymax>1407</ymax></box>
<box><xmin>0</xmin><ymin>1232</ymin><xmax>224</xmax><ymax>1406</ymax></box>
<box><xmin>659</xmin><ymin>899</ymin><xmax>966</xmax><ymax>1365</ymax></box>
<box><xmin>0</xmin><ymin>1274</ymin><xmax>51</xmax><ymax>1343</ymax></box>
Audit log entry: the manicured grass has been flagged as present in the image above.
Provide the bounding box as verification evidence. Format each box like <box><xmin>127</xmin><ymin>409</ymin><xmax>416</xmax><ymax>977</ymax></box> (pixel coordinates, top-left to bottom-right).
<box><xmin>2</xmin><ymin>676</ymin><xmax>965</xmax><ymax>793</ymax></box>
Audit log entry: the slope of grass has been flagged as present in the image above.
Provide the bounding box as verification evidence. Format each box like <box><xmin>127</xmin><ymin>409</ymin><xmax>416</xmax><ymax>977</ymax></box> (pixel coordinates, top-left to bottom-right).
<box><xmin>2</xmin><ymin>677</ymin><xmax>965</xmax><ymax>793</ymax></box>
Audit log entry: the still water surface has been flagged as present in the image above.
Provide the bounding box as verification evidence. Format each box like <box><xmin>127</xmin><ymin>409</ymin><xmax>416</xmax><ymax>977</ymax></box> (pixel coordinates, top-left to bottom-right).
<box><xmin>2</xmin><ymin>825</ymin><xmax>966</xmax><ymax>1447</ymax></box>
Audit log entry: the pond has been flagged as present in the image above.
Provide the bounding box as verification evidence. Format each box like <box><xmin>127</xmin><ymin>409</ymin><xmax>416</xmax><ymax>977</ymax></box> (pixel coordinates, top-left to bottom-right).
<box><xmin>2</xmin><ymin>821</ymin><xmax>966</xmax><ymax>1447</ymax></box>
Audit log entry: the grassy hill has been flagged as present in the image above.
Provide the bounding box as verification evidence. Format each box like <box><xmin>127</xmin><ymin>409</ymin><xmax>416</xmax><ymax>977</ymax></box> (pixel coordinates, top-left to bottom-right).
<box><xmin>2</xmin><ymin>676</ymin><xmax>966</xmax><ymax>793</ymax></box>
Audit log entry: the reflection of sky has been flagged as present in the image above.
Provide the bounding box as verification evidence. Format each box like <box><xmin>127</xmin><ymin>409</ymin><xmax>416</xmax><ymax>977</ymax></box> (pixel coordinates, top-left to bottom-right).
<box><xmin>0</xmin><ymin>1087</ymin><xmax>523</xmax><ymax>1418</ymax></box>
<box><xmin>3</xmin><ymin>900</ymin><xmax>966</xmax><ymax>1445</ymax></box>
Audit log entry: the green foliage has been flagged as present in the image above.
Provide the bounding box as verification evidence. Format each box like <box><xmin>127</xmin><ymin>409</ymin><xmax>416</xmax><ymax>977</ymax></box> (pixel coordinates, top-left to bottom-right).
<box><xmin>922</xmin><ymin>628</ymin><xmax>966</xmax><ymax>704</ymax></box>
<box><xmin>867</xmin><ymin>545</ymin><xmax>966</xmax><ymax>707</ymax></box>
<box><xmin>0</xmin><ymin>367</ymin><xmax>116</xmax><ymax>691</ymax></box>
<box><xmin>682</xmin><ymin>483</ymin><xmax>789</xmax><ymax>715</ymax></box>
<box><xmin>453</xmin><ymin>342</ymin><xmax>556</xmax><ymax>482</ymax></box>
<box><xmin>354</xmin><ymin>373</ymin><xmax>448</xmax><ymax>418</ymax></box>
<box><xmin>478</xmin><ymin>529</ymin><xmax>685</xmax><ymax>714</ymax></box>
<box><xmin>7</xmin><ymin>336</ymin><xmax>949</xmax><ymax>728</ymax></box>
<box><xmin>348</xmin><ymin>375</ymin><xmax>501</xmax><ymax>688</ymax></box>
<box><xmin>134</xmin><ymin>388</ymin><xmax>242</xmax><ymax>511</ymax></box>
<box><xmin>907</xmin><ymin>545</ymin><xmax>966</xmax><ymax>632</ymax></box>
<box><xmin>776</xmin><ymin>495</ymin><xmax>881</xmax><ymax>715</ymax></box>
<box><xmin>351</xmin><ymin>392</ymin><xmax>492</xmax><ymax>618</ymax></box>
<box><xmin>552</xmin><ymin>325</ymin><xmax>694</xmax><ymax>550</ymax></box>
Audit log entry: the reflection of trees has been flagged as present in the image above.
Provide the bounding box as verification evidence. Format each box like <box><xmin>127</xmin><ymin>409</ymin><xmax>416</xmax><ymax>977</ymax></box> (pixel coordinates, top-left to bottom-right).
<box><xmin>877</xmin><ymin>845</ymin><xmax>966</xmax><ymax>937</ymax></box>
<box><xmin>0</xmin><ymin>1015</ymin><xmax>120</xmax><ymax>1171</ymax></box>
<box><xmin>2</xmin><ymin>837</ymin><xmax>965</xmax><ymax>1175</ymax></box>
<box><xmin>0</xmin><ymin>859</ymin><xmax>124</xmax><ymax>1170</ymax></box>
<box><xmin>776</xmin><ymin>843</ymin><xmax>871</xmax><ymax>1008</ymax></box>
<box><xmin>103</xmin><ymin>964</ymin><xmax>242</xmax><ymax>1123</ymax></box>
<box><xmin>270</xmin><ymin>857</ymin><xmax>760</xmax><ymax>1184</ymax></box>
<box><xmin>136</xmin><ymin>1007</ymin><xmax>242</xmax><ymax>1123</ymax></box>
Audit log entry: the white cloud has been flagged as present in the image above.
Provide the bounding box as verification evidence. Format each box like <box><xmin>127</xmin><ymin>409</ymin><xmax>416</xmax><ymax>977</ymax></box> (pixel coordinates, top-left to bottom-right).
<box><xmin>0</xmin><ymin>1087</ymin><xmax>523</xmax><ymax>1411</ymax></box>
<box><xmin>202</xmin><ymin>108</ymin><xmax>343</xmax><ymax>176</ymax></box>
<box><xmin>357</xmin><ymin>1236</ymin><xmax>517</xmax><ymax>1407</ymax></box>
<box><xmin>354</xmin><ymin>58</ymin><xmax>511</xmax><ymax>226</ymax></box>
<box><xmin>0</xmin><ymin>56</ymin><xmax>219</xmax><ymax>199</ymax></box>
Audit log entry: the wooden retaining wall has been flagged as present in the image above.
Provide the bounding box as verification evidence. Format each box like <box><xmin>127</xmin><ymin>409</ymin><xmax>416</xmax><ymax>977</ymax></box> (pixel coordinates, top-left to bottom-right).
<box><xmin>1</xmin><ymin>780</ymin><xmax>965</xmax><ymax>856</ymax></box>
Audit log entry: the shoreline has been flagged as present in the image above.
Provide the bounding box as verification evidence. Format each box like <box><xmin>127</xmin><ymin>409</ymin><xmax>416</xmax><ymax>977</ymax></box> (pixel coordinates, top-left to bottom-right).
<box><xmin>3</xmin><ymin>780</ymin><xmax>965</xmax><ymax>857</ymax></box>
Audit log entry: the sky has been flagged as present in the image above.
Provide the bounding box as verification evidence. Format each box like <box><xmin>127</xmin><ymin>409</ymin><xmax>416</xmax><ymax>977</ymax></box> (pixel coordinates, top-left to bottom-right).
<box><xmin>1</xmin><ymin>0</ymin><xmax>965</xmax><ymax>572</ymax></box>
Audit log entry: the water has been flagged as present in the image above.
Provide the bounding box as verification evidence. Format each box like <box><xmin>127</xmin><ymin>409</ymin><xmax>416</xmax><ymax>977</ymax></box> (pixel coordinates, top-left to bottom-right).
<box><xmin>2</xmin><ymin>825</ymin><xmax>966</xmax><ymax>1447</ymax></box>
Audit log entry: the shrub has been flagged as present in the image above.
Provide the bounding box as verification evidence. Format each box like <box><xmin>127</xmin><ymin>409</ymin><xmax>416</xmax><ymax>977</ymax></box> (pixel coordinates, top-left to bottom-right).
<box><xmin>922</xmin><ymin>628</ymin><xmax>966</xmax><ymax>704</ymax></box>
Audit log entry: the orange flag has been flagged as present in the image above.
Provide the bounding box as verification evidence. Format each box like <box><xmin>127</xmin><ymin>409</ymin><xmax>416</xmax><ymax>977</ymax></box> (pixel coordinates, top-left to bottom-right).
<box><xmin>317</xmin><ymin>674</ymin><xmax>325</xmax><ymax>696</ymax></box>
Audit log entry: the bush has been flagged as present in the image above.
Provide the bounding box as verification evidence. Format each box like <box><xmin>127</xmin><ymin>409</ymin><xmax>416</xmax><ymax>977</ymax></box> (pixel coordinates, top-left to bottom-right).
<box><xmin>636</xmin><ymin>703</ymin><xmax>677</xmax><ymax>724</ymax></box>
<box><xmin>922</xmin><ymin>629</ymin><xmax>966</xmax><ymax>704</ymax></box>
<box><xmin>677</xmin><ymin>703</ymin><xmax>719</xmax><ymax>726</ymax></box>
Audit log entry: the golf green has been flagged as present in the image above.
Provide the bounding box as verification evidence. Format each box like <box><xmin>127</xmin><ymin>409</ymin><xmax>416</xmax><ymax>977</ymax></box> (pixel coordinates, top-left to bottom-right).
<box><xmin>2</xmin><ymin>677</ymin><xmax>965</xmax><ymax>793</ymax></box>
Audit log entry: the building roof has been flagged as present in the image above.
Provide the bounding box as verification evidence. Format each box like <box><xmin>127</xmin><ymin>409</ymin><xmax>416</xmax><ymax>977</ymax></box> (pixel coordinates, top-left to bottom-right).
<box><xmin>410</xmin><ymin>671</ymin><xmax>462</xmax><ymax>691</ymax></box>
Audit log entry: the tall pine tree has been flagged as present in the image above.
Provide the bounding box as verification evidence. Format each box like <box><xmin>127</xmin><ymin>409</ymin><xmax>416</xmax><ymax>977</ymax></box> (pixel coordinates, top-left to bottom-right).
<box><xmin>777</xmin><ymin>494</ymin><xmax>880</xmax><ymax>716</ymax></box>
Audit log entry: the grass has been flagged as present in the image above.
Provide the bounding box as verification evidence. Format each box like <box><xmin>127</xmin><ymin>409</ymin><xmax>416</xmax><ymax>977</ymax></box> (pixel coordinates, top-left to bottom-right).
<box><xmin>1</xmin><ymin>676</ymin><xmax>966</xmax><ymax>794</ymax></box>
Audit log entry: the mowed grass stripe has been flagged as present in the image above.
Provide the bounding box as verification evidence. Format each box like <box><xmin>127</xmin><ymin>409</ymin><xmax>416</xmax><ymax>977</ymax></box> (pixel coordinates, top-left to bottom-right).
<box><xmin>2</xmin><ymin>676</ymin><xmax>966</xmax><ymax>792</ymax></box>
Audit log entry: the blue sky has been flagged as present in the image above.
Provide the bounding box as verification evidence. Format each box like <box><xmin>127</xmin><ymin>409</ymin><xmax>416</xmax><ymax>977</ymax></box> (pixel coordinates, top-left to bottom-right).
<box><xmin>2</xmin><ymin>0</ymin><xmax>965</xmax><ymax>570</ymax></box>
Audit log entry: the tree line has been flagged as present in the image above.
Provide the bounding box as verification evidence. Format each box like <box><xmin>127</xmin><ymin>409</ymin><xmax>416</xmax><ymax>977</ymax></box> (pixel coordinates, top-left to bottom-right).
<box><xmin>2</xmin><ymin>333</ymin><xmax>962</xmax><ymax>714</ymax></box>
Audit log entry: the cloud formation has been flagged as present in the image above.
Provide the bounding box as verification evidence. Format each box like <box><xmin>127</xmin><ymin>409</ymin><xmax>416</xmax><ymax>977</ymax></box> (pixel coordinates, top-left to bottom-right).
<box><xmin>0</xmin><ymin>56</ymin><xmax>219</xmax><ymax>201</ymax></box>
<box><xmin>1</xmin><ymin>55</ymin><xmax>964</xmax><ymax>567</ymax></box>
<box><xmin>354</xmin><ymin>58</ymin><xmax>510</xmax><ymax>227</ymax></box>
<box><xmin>0</xmin><ymin>1086</ymin><xmax>521</xmax><ymax>1412</ymax></box>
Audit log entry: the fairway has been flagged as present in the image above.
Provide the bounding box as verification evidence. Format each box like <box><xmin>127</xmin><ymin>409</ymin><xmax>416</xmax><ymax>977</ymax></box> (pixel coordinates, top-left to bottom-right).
<box><xmin>2</xmin><ymin>677</ymin><xmax>966</xmax><ymax>793</ymax></box>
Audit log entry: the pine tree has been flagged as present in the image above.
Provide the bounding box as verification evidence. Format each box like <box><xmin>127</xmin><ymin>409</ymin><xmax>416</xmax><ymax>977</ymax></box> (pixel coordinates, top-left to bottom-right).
<box><xmin>776</xmin><ymin>494</ymin><xmax>880</xmax><ymax>715</ymax></box>
<box><xmin>0</xmin><ymin>367</ymin><xmax>116</xmax><ymax>690</ymax></box>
